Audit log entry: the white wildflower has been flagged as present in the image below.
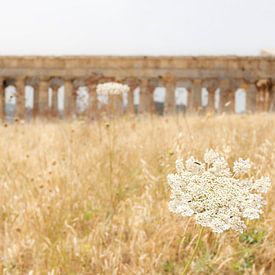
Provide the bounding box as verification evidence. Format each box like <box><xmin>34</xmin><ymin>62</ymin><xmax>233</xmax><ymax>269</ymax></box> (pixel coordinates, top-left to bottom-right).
<box><xmin>252</xmin><ymin>176</ymin><xmax>272</xmax><ymax>193</ymax></box>
<box><xmin>243</xmin><ymin>207</ymin><xmax>261</xmax><ymax>220</ymax></box>
<box><xmin>233</xmin><ymin>158</ymin><xmax>251</xmax><ymax>175</ymax></box>
<box><xmin>167</xmin><ymin>149</ymin><xmax>271</xmax><ymax>233</ymax></box>
<box><xmin>209</xmin><ymin>156</ymin><xmax>231</xmax><ymax>177</ymax></box>
<box><xmin>204</xmin><ymin>149</ymin><xmax>219</xmax><ymax>164</ymax></box>
<box><xmin>185</xmin><ymin>156</ymin><xmax>205</xmax><ymax>174</ymax></box>
<box><xmin>209</xmin><ymin>218</ymin><xmax>230</xmax><ymax>233</ymax></box>
<box><xmin>96</xmin><ymin>82</ymin><xmax>130</xmax><ymax>96</ymax></box>
<box><xmin>175</xmin><ymin>159</ymin><xmax>184</xmax><ymax>174</ymax></box>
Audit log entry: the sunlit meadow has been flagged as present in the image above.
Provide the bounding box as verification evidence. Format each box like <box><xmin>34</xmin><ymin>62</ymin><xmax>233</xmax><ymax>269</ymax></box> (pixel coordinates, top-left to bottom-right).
<box><xmin>1</xmin><ymin>114</ymin><xmax>275</xmax><ymax>274</ymax></box>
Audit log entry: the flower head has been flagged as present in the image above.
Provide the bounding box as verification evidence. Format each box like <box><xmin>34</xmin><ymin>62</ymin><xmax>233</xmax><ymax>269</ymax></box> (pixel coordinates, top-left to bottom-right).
<box><xmin>96</xmin><ymin>82</ymin><xmax>130</xmax><ymax>96</ymax></box>
<box><xmin>233</xmin><ymin>158</ymin><xmax>251</xmax><ymax>175</ymax></box>
<box><xmin>204</xmin><ymin>149</ymin><xmax>219</xmax><ymax>164</ymax></box>
<box><xmin>167</xmin><ymin>149</ymin><xmax>271</xmax><ymax>233</ymax></box>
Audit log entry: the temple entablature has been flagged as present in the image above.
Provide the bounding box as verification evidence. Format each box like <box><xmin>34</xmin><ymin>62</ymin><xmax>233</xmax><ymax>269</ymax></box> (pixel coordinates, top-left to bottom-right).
<box><xmin>0</xmin><ymin>55</ymin><xmax>275</xmax><ymax>120</ymax></box>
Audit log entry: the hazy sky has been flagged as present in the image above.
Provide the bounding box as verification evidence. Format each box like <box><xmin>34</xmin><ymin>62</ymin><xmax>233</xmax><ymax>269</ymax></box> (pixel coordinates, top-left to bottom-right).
<box><xmin>1</xmin><ymin>0</ymin><xmax>275</xmax><ymax>55</ymax></box>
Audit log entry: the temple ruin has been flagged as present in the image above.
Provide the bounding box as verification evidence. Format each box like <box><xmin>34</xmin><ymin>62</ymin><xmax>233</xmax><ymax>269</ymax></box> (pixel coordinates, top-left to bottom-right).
<box><xmin>0</xmin><ymin>55</ymin><xmax>275</xmax><ymax>120</ymax></box>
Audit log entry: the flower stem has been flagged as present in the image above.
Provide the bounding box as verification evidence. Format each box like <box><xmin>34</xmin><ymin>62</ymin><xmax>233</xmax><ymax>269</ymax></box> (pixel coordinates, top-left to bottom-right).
<box><xmin>182</xmin><ymin>226</ymin><xmax>204</xmax><ymax>275</ymax></box>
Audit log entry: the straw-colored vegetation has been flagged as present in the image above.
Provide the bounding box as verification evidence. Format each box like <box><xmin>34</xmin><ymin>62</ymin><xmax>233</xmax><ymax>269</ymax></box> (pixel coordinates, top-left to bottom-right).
<box><xmin>1</xmin><ymin>114</ymin><xmax>275</xmax><ymax>274</ymax></box>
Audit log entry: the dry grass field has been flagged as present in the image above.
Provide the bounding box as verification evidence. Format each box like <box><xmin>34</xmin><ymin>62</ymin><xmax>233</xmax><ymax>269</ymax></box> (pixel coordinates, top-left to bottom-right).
<box><xmin>1</xmin><ymin>114</ymin><xmax>275</xmax><ymax>274</ymax></box>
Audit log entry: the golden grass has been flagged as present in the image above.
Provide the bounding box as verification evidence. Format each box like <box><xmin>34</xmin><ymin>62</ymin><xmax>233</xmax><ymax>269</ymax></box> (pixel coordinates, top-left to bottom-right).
<box><xmin>1</xmin><ymin>114</ymin><xmax>275</xmax><ymax>274</ymax></box>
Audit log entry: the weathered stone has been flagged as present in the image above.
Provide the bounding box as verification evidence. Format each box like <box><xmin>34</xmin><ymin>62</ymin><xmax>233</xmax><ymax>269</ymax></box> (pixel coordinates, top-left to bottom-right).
<box><xmin>37</xmin><ymin>79</ymin><xmax>50</xmax><ymax>117</ymax></box>
<box><xmin>0</xmin><ymin>56</ymin><xmax>274</xmax><ymax>81</ymax></box>
<box><xmin>190</xmin><ymin>79</ymin><xmax>202</xmax><ymax>112</ymax></box>
<box><xmin>256</xmin><ymin>79</ymin><xmax>273</xmax><ymax>112</ymax></box>
<box><xmin>15</xmin><ymin>78</ymin><xmax>25</xmax><ymax>119</ymax></box>
<box><xmin>176</xmin><ymin>80</ymin><xmax>192</xmax><ymax>89</ymax></box>
<box><xmin>270</xmin><ymin>85</ymin><xmax>275</xmax><ymax>112</ymax></box>
<box><xmin>207</xmin><ymin>90</ymin><xmax>216</xmax><ymax>112</ymax></box>
<box><xmin>138</xmin><ymin>78</ymin><xmax>148</xmax><ymax>114</ymax></box>
<box><xmin>203</xmin><ymin>79</ymin><xmax>218</xmax><ymax>112</ymax></box>
<box><xmin>51</xmin><ymin>87</ymin><xmax>59</xmax><ymax>117</ymax></box>
<box><xmin>109</xmin><ymin>94</ymin><xmax>123</xmax><ymax>117</ymax></box>
<box><xmin>164</xmin><ymin>75</ymin><xmax>176</xmax><ymax>114</ymax></box>
<box><xmin>139</xmin><ymin>78</ymin><xmax>155</xmax><ymax>114</ymax></box>
<box><xmin>0</xmin><ymin>56</ymin><xmax>274</xmax><ymax>119</ymax></box>
<box><xmin>0</xmin><ymin>78</ymin><xmax>5</xmax><ymax>119</ymax></box>
<box><xmin>219</xmin><ymin>79</ymin><xmax>235</xmax><ymax>113</ymax></box>
<box><xmin>246</xmin><ymin>83</ymin><xmax>257</xmax><ymax>113</ymax></box>
<box><xmin>64</xmin><ymin>80</ymin><xmax>76</xmax><ymax>118</ymax></box>
<box><xmin>124</xmin><ymin>78</ymin><xmax>139</xmax><ymax>114</ymax></box>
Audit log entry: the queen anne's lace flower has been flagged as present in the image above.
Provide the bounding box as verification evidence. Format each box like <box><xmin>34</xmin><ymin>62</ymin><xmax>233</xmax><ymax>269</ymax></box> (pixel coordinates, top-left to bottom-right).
<box><xmin>185</xmin><ymin>156</ymin><xmax>205</xmax><ymax>174</ymax></box>
<box><xmin>167</xmin><ymin>150</ymin><xmax>271</xmax><ymax>233</ymax></box>
<box><xmin>204</xmin><ymin>149</ymin><xmax>219</xmax><ymax>164</ymax></box>
<box><xmin>96</xmin><ymin>82</ymin><xmax>130</xmax><ymax>95</ymax></box>
<box><xmin>233</xmin><ymin>158</ymin><xmax>251</xmax><ymax>175</ymax></box>
<box><xmin>252</xmin><ymin>177</ymin><xmax>272</xmax><ymax>194</ymax></box>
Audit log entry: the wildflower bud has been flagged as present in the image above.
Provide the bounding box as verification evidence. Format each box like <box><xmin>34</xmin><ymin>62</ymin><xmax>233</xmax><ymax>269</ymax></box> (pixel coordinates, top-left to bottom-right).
<box><xmin>168</xmin><ymin>150</ymin><xmax>174</xmax><ymax>156</ymax></box>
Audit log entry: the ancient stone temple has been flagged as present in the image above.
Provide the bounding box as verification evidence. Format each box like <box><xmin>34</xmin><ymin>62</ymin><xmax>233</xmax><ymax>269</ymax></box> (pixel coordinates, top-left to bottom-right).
<box><xmin>0</xmin><ymin>55</ymin><xmax>275</xmax><ymax>120</ymax></box>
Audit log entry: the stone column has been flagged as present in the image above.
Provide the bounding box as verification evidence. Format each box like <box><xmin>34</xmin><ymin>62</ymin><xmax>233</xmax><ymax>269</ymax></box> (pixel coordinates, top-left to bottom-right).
<box><xmin>178</xmin><ymin>80</ymin><xmax>191</xmax><ymax>113</ymax></box>
<box><xmin>15</xmin><ymin>78</ymin><xmax>25</xmax><ymax>120</ymax></box>
<box><xmin>269</xmin><ymin>84</ymin><xmax>275</xmax><ymax>112</ymax></box>
<box><xmin>51</xmin><ymin>87</ymin><xmax>59</xmax><ymax>117</ymax></box>
<box><xmin>220</xmin><ymin>88</ymin><xmax>235</xmax><ymax>113</ymax></box>
<box><xmin>265</xmin><ymin>91</ymin><xmax>271</xmax><ymax>112</ymax></box>
<box><xmin>207</xmin><ymin>89</ymin><xmax>216</xmax><ymax>112</ymax></box>
<box><xmin>187</xmin><ymin>89</ymin><xmax>193</xmax><ymax>112</ymax></box>
<box><xmin>256</xmin><ymin>80</ymin><xmax>269</xmax><ymax>112</ymax></box>
<box><xmin>139</xmin><ymin>78</ymin><xmax>149</xmax><ymax>114</ymax></box>
<box><xmin>147</xmin><ymin>81</ymin><xmax>156</xmax><ymax>114</ymax></box>
<box><xmin>0</xmin><ymin>78</ymin><xmax>5</xmax><ymax>120</ymax></box>
<box><xmin>87</xmin><ymin>82</ymin><xmax>98</xmax><ymax>119</ymax></box>
<box><xmin>109</xmin><ymin>94</ymin><xmax>123</xmax><ymax>117</ymax></box>
<box><xmin>37</xmin><ymin>79</ymin><xmax>49</xmax><ymax>117</ymax></box>
<box><xmin>246</xmin><ymin>83</ymin><xmax>257</xmax><ymax>113</ymax></box>
<box><xmin>219</xmin><ymin>79</ymin><xmax>235</xmax><ymax>113</ymax></box>
<box><xmin>256</xmin><ymin>79</ymin><xmax>272</xmax><ymax>112</ymax></box>
<box><xmin>219</xmin><ymin>91</ymin><xmax>229</xmax><ymax>113</ymax></box>
<box><xmin>190</xmin><ymin>79</ymin><xmax>202</xmax><ymax>112</ymax></box>
<box><xmin>263</xmin><ymin>80</ymin><xmax>272</xmax><ymax>112</ymax></box>
<box><xmin>202</xmin><ymin>80</ymin><xmax>217</xmax><ymax>113</ymax></box>
<box><xmin>64</xmin><ymin>79</ymin><xmax>75</xmax><ymax>118</ymax></box>
<box><xmin>33</xmin><ymin>85</ymin><xmax>39</xmax><ymax>118</ymax></box>
<box><xmin>164</xmin><ymin>77</ymin><xmax>176</xmax><ymax>114</ymax></box>
<box><xmin>268</xmin><ymin>80</ymin><xmax>273</xmax><ymax>111</ymax></box>
<box><xmin>256</xmin><ymin>89</ymin><xmax>264</xmax><ymax>112</ymax></box>
<box><xmin>127</xmin><ymin>85</ymin><xmax>136</xmax><ymax>114</ymax></box>
<box><xmin>227</xmin><ymin>90</ymin><xmax>235</xmax><ymax>113</ymax></box>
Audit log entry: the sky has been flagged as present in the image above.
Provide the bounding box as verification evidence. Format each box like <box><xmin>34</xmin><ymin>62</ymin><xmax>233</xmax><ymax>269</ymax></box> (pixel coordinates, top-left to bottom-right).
<box><xmin>1</xmin><ymin>0</ymin><xmax>275</xmax><ymax>56</ymax></box>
